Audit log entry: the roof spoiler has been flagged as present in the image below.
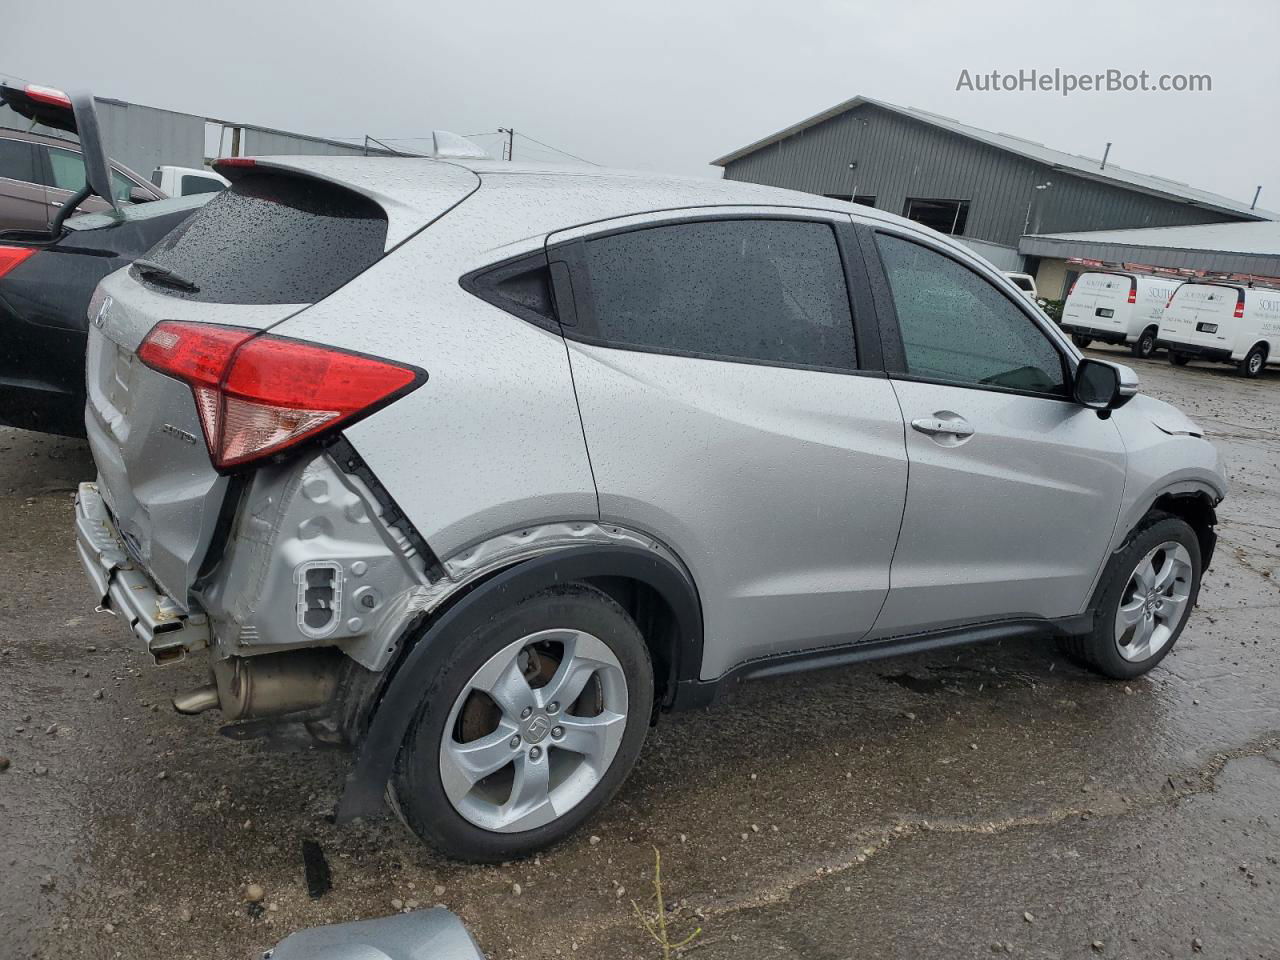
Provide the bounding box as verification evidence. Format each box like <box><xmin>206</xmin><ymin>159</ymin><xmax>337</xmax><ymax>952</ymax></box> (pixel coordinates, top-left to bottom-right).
<box><xmin>0</xmin><ymin>82</ymin><xmax>117</xmax><ymax>218</ymax></box>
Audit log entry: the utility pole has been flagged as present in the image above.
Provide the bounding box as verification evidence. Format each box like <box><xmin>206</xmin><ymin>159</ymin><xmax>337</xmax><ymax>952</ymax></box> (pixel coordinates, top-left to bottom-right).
<box><xmin>230</xmin><ymin>125</ymin><xmax>241</xmax><ymax>158</ymax></box>
<box><xmin>498</xmin><ymin>127</ymin><xmax>514</xmax><ymax>161</ymax></box>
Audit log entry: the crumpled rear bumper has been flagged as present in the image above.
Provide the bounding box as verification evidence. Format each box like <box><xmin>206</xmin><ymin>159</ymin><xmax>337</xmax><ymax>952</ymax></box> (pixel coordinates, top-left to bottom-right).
<box><xmin>74</xmin><ymin>480</ymin><xmax>210</xmax><ymax>661</ymax></box>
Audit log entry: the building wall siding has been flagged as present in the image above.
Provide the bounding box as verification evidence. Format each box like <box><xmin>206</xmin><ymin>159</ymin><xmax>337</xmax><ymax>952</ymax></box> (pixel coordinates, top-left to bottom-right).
<box><xmin>1</xmin><ymin>98</ymin><xmax>205</xmax><ymax>179</ymax></box>
<box><xmin>722</xmin><ymin>103</ymin><xmax>1239</xmax><ymax>248</ymax></box>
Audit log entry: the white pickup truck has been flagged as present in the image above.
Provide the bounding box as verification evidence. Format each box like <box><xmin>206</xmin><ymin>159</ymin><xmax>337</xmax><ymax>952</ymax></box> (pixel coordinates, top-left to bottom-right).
<box><xmin>150</xmin><ymin>164</ymin><xmax>228</xmax><ymax>197</ymax></box>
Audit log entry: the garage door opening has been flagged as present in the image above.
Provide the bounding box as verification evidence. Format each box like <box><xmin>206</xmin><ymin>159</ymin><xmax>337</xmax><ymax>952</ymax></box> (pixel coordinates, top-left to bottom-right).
<box><xmin>903</xmin><ymin>197</ymin><xmax>970</xmax><ymax>235</ymax></box>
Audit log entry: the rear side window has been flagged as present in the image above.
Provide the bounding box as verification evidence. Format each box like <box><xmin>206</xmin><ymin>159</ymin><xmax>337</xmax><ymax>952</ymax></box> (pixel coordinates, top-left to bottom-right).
<box><xmin>581</xmin><ymin>219</ymin><xmax>856</xmax><ymax>370</ymax></box>
<box><xmin>136</xmin><ymin>171</ymin><xmax>388</xmax><ymax>304</ymax></box>
<box><xmin>0</xmin><ymin>137</ymin><xmax>37</xmax><ymax>184</ymax></box>
<box><xmin>46</xmin><ymin>146</ymin><xmax>87</xmax><ymax>191</ymax></box>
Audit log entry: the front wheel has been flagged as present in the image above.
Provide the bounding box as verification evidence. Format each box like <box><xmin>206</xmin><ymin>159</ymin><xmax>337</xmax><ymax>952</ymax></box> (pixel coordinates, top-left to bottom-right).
<box><xmin>1058</xmin><ymin>515</ymin><xmax>1201</xmax><ymax>679</ymax></box>
<box><xmin>1131</xmin><ymin>328</ymin><xmax>1158</xmax><ymax>359</ymax></box>
<box><xmin>1238</xmin><ymin>345</ymin><xmax>1267</xmax><ymax>378</ymax></box>
<box><xmin>1072</xmin><ymin>334</ymin><xmax>1093</xmax><ymax>349</ymax></box>
<box><xmin>392</xmin><ymin>583</ymin><xmax>654</xmax><ymax>862</ymax></box>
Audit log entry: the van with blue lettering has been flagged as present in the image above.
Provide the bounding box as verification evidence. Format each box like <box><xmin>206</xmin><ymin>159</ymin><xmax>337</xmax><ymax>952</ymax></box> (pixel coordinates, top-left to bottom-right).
<box><xmin>1061</xmin><ymin>271</ymin><xmax>1180</xmax><ymax>359</ymax></box>
<box><xmin>1157</xmin><ymin>281</ymin><xmax>1280</xmax><ymax>378</ymax></box>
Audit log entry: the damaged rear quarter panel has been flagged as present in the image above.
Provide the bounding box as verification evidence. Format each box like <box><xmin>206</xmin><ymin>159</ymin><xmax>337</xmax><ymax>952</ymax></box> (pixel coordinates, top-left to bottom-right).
<box><xmin>195</xmin><ymin>452</ymin><xmax>428</xmax><ymax>669</ymax></box>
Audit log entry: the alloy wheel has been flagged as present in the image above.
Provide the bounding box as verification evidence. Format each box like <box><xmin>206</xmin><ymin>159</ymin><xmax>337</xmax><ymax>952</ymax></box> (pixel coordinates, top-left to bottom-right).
<box><xmin>438</xmin><ymin>629</ymin><xmax>629</xmax><ymax>833</ymax></box>
<box><xmin>1113</xmin><ymin>541</ymin><xmax>1194</xmax><ymax>662</ymax></box>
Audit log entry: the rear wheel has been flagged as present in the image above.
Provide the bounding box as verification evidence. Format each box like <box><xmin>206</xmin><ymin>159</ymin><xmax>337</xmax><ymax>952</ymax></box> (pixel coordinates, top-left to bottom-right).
<box><xmin>1238</xmin><ymin>344</ymin><xmax>1267</xmax><ymax>378</ymax></box>
<box><xmin>392</xmin><ymin>583</ymin><xmax>653</xmax><ymax>862</ymax></box>
<box><xmin>1072</xmin><ymin>334</ymin><xmax>1093</xmax><ymax>349</ymax></box>
<box><xmin>1131</xmin><ymin>327</ymin><xmax>1158</xmax><ymax>359</ymax></box>
<box><xmin>1058</xmin><ymin>515</ymin><xmax>1201</xmax><ymax>680</ymax></box>
<box><xmin>1168</xmin><ymin>351</ymin><xmax>1190</xmax><ymax>366</ymax></box>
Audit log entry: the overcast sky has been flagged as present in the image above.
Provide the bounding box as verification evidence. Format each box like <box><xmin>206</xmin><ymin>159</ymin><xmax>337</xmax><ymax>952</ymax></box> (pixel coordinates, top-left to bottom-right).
<box><xmin>3</xmin><ymin>0</ymin><xmax>1276</xmax><ymax>206</ymax></box>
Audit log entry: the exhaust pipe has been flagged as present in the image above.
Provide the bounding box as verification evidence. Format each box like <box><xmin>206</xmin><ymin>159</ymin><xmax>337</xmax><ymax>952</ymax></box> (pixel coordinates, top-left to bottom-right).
<box><xmin>173</xmin><ymin>650</ymin><xmax>342</xmax><ymax>721</ymax></box>
<box><xmin>173</xmin><ymin>685</ymin><xmax>220</xmax><ymax>715</ymax></box>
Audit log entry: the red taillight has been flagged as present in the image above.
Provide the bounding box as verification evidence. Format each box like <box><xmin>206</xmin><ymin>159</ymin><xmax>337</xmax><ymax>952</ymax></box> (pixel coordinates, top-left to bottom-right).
<box><xmin>1234</xmin><ymin>298</ymin><xmax>1245</xmax><ymax>319</ymax></box>
<box><xmin>0</xmin><ymin>246</ymin><xmax>37</xmax><ymax>279</ymax></box>
<box><xmin>1127</xmin><ymin>286</ymin><xmax>1137</xmax><ymax>304</ymax></box>
<box><xmin>1067</xmin><ymin>280</ymin><xmax>1077</xmax><ymax>297</ymax></box>
<box><xmin>138</xmin><ymin>321</ymin><xmax>421</xmax><ymax>469</ymax></box>
<box><xmin>25</xmin><ymin>84</ymin><xmax>71</xmax><ymax>108</ymax></box>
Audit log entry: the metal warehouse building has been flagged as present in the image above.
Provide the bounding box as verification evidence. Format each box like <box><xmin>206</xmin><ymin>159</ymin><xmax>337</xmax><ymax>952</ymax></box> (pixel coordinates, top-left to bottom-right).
<box><xmin>713</xmin><ymin>96</ymin><xmax>1271</xmax><ymax>293</ymax></box>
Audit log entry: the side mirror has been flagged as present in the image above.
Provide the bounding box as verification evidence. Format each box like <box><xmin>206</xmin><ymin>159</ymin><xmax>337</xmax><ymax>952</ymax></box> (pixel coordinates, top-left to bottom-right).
<box><xmin>128</xmin><ymin>186</ymin><xmax>155</xmax><ymax>204</ymax></box>
<box><xmin>1074</xmin><ymin>358</ymin><xmax>1138</xmax><ymax>414</ymax></box>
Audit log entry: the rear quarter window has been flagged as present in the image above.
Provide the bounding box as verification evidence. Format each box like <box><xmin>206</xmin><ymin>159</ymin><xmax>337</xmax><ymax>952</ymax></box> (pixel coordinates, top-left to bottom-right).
<box><xmin>135</xmin><ymin>171</ymin><xmax>388</xmax><ymax>304</ymax></box>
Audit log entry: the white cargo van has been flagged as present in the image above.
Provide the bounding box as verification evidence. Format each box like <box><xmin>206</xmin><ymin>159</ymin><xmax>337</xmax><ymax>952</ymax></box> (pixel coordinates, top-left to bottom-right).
<box><xmin>1157</xmin><ymin>281</ymin><xmax>1280</xmax><ymax>378</ymax></box>
<box><xmin>1061</xmin><ymin>271</ymin><xmax>1181</xmax><ymax>359</ymax></box>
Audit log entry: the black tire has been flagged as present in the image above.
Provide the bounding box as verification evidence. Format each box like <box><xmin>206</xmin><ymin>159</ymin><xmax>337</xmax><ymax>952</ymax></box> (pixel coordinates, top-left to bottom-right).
<box><xmin>392</xmin><ymin>583</ymin><xmax>653</xmax><ymax>862</ymax></box>
<box><xmin>1057</xmin><ymin>514</ymin><xmax>1202</xmax><ymax>680</ymax></box>
<box><xmin>1168</xmin><ymin>351</ymin><xmax>1190</xmax><ymax>367</ymax></box>
<box><xmin>1238</xmin><ymin>344</ymin><xmax>1267</xmax><ymax>378</ymax></box>
<box><xmin>1072</xmin><ymin>334</ymin><xmax>1093</xmax><ymax>349</ymax></box>
<box><xmin>1131</xmin><ymin>327</ymin><xmax>1158</xmax><ymax>359</ymax></box>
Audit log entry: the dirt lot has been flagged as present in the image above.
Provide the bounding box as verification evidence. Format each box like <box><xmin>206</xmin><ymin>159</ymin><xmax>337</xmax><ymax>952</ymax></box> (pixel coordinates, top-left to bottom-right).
<box><xmin>2</xmin><ymin>350</ymin><xmax>1278</xmax><ymax>960</ymax></box>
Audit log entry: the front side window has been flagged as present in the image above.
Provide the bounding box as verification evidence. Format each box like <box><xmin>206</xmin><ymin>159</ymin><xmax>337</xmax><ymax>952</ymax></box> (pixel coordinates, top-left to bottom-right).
<box><xmin>581</xmin><ymin>219</ymin><xmax>856</xmax><ymax>370</ymax></box>
<box><xmin>876</xmin><ymin>233</ymin><xmax>1066</xmax><ymax>396</ymax></box>
<box><xmin>111</xmin><ymin>169</ymin><xmax>140</xmax><ymax>202</ymax></box>
<box><xmin>0</xmin><ymin>138</ymin><xmax>37</xmax><ymax>184</ymax></box>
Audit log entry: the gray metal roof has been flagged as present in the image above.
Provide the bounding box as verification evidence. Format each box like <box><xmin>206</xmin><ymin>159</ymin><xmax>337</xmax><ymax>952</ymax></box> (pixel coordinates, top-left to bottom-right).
<box><xmin>1023</xmin><ymin>219</ymin><xmax>1280</xmax><ymax>256</ymax></box>
<box><xmin>1019</xmin><ymin>219</ymin><xmax>1280</xmax><ymax>277</ymax></box>
<box><xmin>711</xmin><ymin>96</ymin><xmax>1274</xmax><ymax>222</ymax></box>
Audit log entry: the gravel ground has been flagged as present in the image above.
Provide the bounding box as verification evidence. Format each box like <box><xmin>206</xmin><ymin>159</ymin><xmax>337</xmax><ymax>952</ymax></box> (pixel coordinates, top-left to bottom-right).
<box><xmin>1</xmin><ymin>349</ymin><xmax>1278</xmax><ymax>960</ymax></box>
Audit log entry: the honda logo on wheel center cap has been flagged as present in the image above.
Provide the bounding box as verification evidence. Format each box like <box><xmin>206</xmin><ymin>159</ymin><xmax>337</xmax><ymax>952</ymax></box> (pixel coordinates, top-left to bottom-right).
<box><xmin>524</xmin><ymin>715</ymin><xmax>550</xmax><ymax>744</ymax></box>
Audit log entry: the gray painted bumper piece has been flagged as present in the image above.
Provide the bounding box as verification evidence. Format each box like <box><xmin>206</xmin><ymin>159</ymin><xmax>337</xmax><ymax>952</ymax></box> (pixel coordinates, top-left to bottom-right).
<box><xmin>265</xmin><ymin>908</ymin><xmax>483</xmax><ymax>960</ymax></box>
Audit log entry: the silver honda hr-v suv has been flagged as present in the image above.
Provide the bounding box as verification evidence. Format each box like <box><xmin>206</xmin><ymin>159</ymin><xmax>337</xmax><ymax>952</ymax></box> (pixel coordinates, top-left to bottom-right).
<box><xmin>75</xmin><ymin>151</ymin><xmax>1225</xmax><ymax>862</ymax></box>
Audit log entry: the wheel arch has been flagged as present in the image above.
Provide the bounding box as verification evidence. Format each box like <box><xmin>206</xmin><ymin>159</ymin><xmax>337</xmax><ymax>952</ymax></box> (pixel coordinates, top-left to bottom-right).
<box><xmin>1147</xmin><ymin>488</ymin><xmax>1219</xmax><ymax>570</ymax></box>
<box><xmin>335</xmin><ymin>544</ymin><xmax>703</xmax><ymax>822</ymax></box>
<box><xmin>1108</xmin><ymin>481</ymin><xmax>1218</xmax><ymax>578</ymax></box>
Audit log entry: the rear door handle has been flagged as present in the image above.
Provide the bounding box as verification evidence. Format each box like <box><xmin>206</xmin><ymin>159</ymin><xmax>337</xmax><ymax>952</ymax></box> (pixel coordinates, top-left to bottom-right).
<box><xmin>911</xmin><ymin>416</ymin><xmax>975</xmax><ymax>438</ymax></box>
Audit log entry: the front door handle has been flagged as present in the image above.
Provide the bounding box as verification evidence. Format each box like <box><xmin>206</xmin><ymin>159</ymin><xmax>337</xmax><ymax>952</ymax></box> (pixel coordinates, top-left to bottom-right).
<box><xmin>911</xmin><ymin>416</ymin><xmax>975</xmax><ymax>438</ymax></box>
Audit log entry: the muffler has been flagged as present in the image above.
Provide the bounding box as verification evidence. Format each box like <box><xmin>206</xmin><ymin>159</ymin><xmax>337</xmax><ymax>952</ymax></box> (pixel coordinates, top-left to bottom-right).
<box><xmin>173</xmin><ymin>649</ymin><xmax>342</xmax><ymax>721</ymax></box>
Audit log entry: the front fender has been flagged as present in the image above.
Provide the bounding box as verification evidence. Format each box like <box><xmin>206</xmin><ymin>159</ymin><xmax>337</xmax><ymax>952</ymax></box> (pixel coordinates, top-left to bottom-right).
<box><xmin>335</xmin><ymin>545</ymin><xmax>702</xmax><ymax>821</ymax></box>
